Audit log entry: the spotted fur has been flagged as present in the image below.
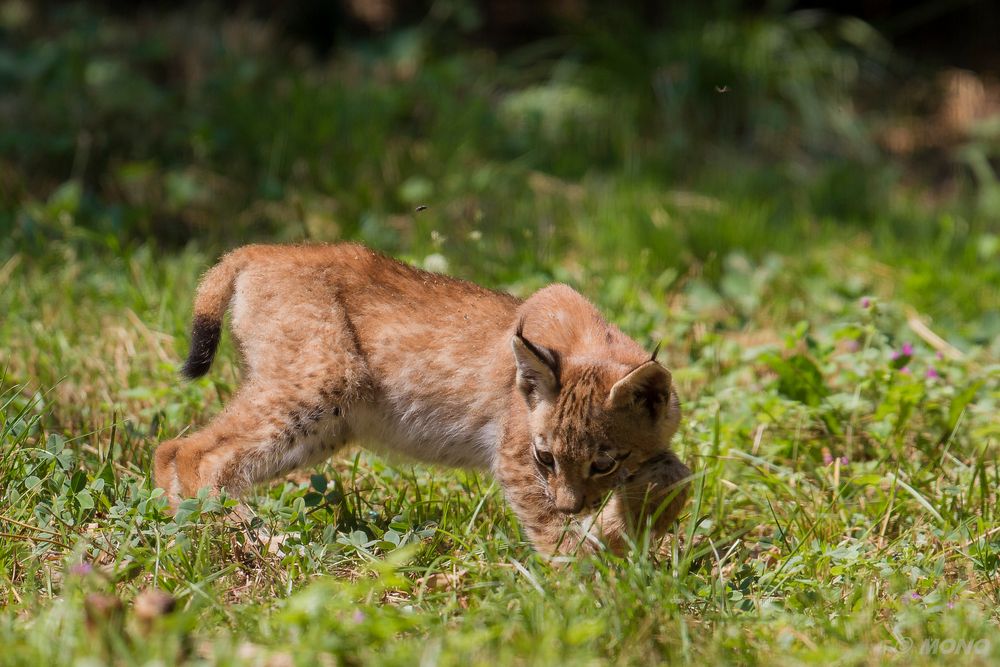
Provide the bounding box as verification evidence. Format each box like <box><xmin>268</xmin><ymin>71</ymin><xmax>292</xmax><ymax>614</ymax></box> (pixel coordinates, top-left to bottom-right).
<box><xmin>154</xmin><ymin>243</ymin><xmax>690</xmax><ymax>555</ymax></box>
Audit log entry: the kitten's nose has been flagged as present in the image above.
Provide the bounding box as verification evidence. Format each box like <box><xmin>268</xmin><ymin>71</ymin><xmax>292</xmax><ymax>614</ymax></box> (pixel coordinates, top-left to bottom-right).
<box><xmin>554</xmin><ymin>493</ymin><xmax>584</xmax><ymax>515</ymax></box>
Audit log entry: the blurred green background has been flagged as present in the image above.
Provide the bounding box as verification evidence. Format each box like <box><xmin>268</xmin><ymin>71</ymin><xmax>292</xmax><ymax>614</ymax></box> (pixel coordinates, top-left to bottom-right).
<box><xmin>3</xmin><ymin>1</ymin><xmax>998</xmax><ymax>338</ymax></box>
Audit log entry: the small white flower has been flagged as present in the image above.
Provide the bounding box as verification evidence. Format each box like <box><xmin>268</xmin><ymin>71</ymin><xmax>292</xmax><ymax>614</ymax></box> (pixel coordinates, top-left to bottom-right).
<box><xmin>423</xmin><ymin>253</ymin><xmax>449</xmax><ymax>274</ymax></box>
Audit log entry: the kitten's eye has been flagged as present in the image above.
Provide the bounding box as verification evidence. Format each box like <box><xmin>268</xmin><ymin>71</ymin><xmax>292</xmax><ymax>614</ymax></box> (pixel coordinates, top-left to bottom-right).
<box><xmin>534</xmin><ymin>447</ymin><xmax>555</xmax><ymax>469</ymax></box>
<box><xmin>590</xmin><ymin>453</ymin><xmax>621</xmax><ymax>477</ymax></box>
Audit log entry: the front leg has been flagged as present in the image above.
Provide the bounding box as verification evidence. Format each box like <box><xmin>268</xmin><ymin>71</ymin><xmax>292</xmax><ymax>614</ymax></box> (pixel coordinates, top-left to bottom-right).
<box><xmin>593</xmin><ymin>450</ymin><xmax>691</xmax><ymax>555</ymax></box>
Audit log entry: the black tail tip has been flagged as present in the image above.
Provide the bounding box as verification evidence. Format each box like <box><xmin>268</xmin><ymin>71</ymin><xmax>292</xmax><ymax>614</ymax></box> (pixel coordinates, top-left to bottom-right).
<box><xmin>180</xmin><ymin>315</ymin><xmax>222</xmax><ymax>380</ymax></box>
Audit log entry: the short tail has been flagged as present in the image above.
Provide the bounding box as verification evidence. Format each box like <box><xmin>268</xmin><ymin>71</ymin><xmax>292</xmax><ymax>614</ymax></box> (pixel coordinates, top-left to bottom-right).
<box><xmin>180</xmin><ymin>249</ymin><xmax>250</xmax><ymax>379</ymax></box>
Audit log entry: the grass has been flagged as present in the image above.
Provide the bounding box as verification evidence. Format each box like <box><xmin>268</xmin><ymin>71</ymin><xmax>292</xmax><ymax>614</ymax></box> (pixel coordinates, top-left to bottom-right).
<box><xmin>2</xmin><ymin>3</ymin><xmax>1000</xmax><ymax>665</ymax></box>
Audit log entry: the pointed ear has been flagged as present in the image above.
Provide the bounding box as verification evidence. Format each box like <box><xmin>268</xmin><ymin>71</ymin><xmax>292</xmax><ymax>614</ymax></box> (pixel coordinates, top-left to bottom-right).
<box><xmin>511</xmin><ymin>334</ymin><xmax>559</xmax><ymax>409</ymax></box>
<box><xmin>607</xmin><ymin>361</ymin><xmax>672</xmax><ymax>420</ymax></box>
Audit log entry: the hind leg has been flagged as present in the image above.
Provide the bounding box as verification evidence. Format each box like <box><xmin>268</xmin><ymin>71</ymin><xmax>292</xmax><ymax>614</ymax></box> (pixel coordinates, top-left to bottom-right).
<box><xmin>154</xmin><ymin>377</ymin><xmax>358</xmax><ymax>503</ymax></box>
<box><xmin>155</xmin><ymin>328</ymin><xmax>370</xmax><ymax>502</ymax></box>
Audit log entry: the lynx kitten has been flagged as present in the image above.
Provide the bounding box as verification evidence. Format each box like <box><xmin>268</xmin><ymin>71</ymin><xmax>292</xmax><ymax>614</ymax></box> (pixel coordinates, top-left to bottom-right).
<box><xmin>154</xmin><ymin>243</ymin><xmax>690</xmax><ymax>554</ymax></box>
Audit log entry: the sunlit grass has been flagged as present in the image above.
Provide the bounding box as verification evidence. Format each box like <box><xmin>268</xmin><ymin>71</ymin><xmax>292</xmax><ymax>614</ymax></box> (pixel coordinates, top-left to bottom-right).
<box><xmin>1</xmin><ymin>239</ymin><xmax>998</xmax><ymax>664</ymax></box>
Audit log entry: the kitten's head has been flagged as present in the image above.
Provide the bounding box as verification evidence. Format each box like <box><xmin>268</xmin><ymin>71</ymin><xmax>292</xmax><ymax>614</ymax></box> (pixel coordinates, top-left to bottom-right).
<box><xmin>511</xmin><ymin>331</ymin><xmax>681</xmax><ymax>516</ymax></box>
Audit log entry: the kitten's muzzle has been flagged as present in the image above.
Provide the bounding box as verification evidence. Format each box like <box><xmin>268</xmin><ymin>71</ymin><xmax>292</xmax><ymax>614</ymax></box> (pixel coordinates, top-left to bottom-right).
<box><xmin>553</xmin><ymin>490</ymin><xmax>585</xmax><ymax>515</ymax></box>
<box><xmin>555</xmin><ymin>500</ymin><xmax>585</xmax><ymax>515</ymax></box>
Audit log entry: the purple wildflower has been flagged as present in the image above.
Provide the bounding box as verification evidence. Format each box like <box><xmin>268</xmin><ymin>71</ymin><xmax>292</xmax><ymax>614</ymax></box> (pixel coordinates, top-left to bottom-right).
<box><xmin>840</xmin><ymin>456</ymin><xmax>849</xmax><ymax>465</ymax></box>
<box><xmin>69</xmin><ymin>562</ymin><xmax>93</xmax><ymax>576</ymax></box>
<box><xmin>822</xmin><ymin>449</ymin><xmax>833</xmax><ymax>465</ymax></box>
<box><xmin>910</xmin><ymin>592</ymin><xmax>921</xmax><ymax>602</ymax></box>
<box><xmin>891</xmin><ymin>343</ymin><xmax>914</xmax><ymax>362</ymax></box>
<box><xmin>926</xmin><ymin>367</ymin><xmax>939</xmax><ymax>379</ymax></box>
<box><xmin>353</xmin><ymin>610</ymin><xmax>366</xmax><ymax>623</ymax></box>
<box><xmin>860</xmin><ymin>297</ymin><xmax>871</xmax><ymax>308</ymax></box>
<box><xmin>900</xmin><ymin>366</ymin><xmax>911</xmax><ymax>375</ymax></box>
